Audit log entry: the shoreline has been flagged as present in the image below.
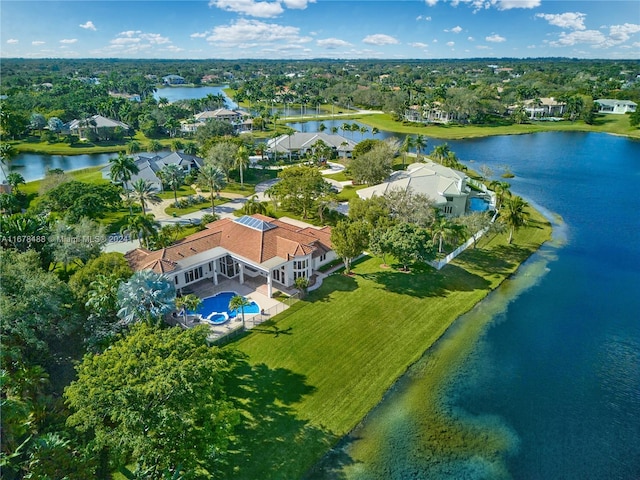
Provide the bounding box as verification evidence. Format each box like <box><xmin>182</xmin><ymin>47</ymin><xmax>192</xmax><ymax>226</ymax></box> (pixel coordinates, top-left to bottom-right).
<box><xmin>310</xmin><ymin>206</ymin><xmax>560</xmax><ymax>478</ymax></box>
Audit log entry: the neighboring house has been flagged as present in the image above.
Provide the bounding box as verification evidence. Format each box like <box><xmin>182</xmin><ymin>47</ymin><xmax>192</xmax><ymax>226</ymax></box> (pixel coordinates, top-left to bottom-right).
<box><xmin>595</xmin><ymin>99</ymin><xmax>637</xmax><ymax>114</ymax></box>
<box><xmin>266</xmin><ymin>132</ymin><xmax>357</xmax><ymax>160</ymax></box>
<box><xmin>357</xmin><ymin>161</ymin><xmax>471</xmax><ymax>216</ymax></box>
<box><xmin>63</xmin><ymin>114</ymin><xmax>130</xmax><ymax>140</ymax></box>
<box><xmin>404</xmin><ymin>103</ymin><xmax>463</xmax><ymax>124</ymax></box>
<box><xmin>125</xmin><ymin>214</ymin><xmax>335</xmax><ymax>298</ymax></box>
<box><xmin>101</xmin><ymin>151</ymin><xmax>204</xmax><ymax>191</ymax></box>
<box><xmin>109</xmin><ymin>91</ymin><xmax>142</xmax><ymax>102</ymax></box>
<box><xmin>180</xmin><ymin>108</ymin><xmax>253</xmax><ymax>134</ymax></box>
<box><xmin>507</xmin><ymin>97</ymin><xmax>566</xmax><ymax>118</ymax></box>
<box><xmin>162</xmin><ymin>74</ymin><xmax>186</xmax><ymax>85</ymax></box>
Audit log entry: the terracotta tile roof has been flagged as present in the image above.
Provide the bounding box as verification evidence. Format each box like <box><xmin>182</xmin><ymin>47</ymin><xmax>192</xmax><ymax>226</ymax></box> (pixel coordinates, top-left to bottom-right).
<box><xmin>126</xmin><ymin>215</ymin><xmax>332</xmax><ymax>273</ymax></box>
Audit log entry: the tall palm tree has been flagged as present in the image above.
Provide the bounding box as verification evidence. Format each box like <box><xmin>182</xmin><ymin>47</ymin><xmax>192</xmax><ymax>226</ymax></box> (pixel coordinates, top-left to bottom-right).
<box><xmin>159</xmin><ymin>163</ymin><xmax>185</xmax><ymax>204</ymax></box>
<box><xmin>116</xmin><ymin>270</ymin><xmax>176</xmax><ymax>326</ymax></box>
<box><xmin>175</xmin><ymin>293</ymin><xmax>202</xmax><ymax>325</ymax></box>
<box><xmin>147</xmin><ymin>140</ymin><xmax>163</xmax><ymax>155</ymax></box>
<box><xmin>414</xmin><ymin>134</ymin><xmax>427</xmax><ymax>160</ymax></box>
<box><xmin>229</xmin><ymin>295</ymin><xmax>251</xmax><ymax>330</ymax></box>
<box><xmin>109</xmin><ymin>152</ymin><xmax>139</xmax><ymax>191</ymax></box>
<box><xmin>197</xmin><ymin>163</ymin><xmax>226</xmax><ymax>214</ymax></box>
<box><xmin>430</xmin><ymin>143</ymin><xmax>451</xmax><ymax>164</ymax></box>
<box><xmin>431</xmin><ymin>213</ymin><xmax>463</xmax><ymax>254</ymax></box>
<box><xmin>318</xmin><ymin>122</ymin><xmax>327</xmax><ymax>133</ymax></box>
<box><xmin>371</xmin><ymin>127</ymin><xmax>379</xmax><ymax>138</ymax></box>
<box><xmin>0</xmin><ymin>142</ymin><xmax>17</xmax><ymax>182</ymax></box>
<box><xmin>359</xmin><ymin>125</ymin><xmax>369</xmax><ymax>140</ymax></box>
<box><xmin>489</xmin><ymin>180</ymin><xmax>511</xmax><ymax>211</ymax></box>
<box><xmin>130</xmin><ymin>179</ymin><xmax>161</xmax><ymax>215</ymax></box>
<box><xmin>401</xmin><ymin>135</ymin><xmax>414</xmax><ymax>168</ymax></box>
<box><xmin>183</xmin><ymin>142</ymin><xmax>198</xmax><ymax>155</ymax></box>
<box><xmin>235</xmin><ymin>145</ymin><xmax>250</xmax><ymax>187</ymax></box>
<box><xmin>502</xmin><ymin>195</ymin><xmax>529</xmax><ymax>244</ymax></box>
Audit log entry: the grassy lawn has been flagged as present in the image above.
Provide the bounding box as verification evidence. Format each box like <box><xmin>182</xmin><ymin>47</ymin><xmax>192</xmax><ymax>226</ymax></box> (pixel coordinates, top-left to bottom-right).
<box><xmin>359</xmin><ymin>112</ymin><xmax>640</xmax><ymax>140</ymax></box>
<box><xmin>222</xmin><ymin>207</ymin><xmax>551</xmax><ymax>479</ymax></box>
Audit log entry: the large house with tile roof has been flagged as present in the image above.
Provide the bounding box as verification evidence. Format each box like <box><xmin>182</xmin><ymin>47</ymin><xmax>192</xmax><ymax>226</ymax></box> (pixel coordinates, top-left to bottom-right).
<box><xmin>357</xmin><ymin>161</ymin><xmax>471</xmax><ymax>217</ymax></box>
<box><xmin>266</xmin><ymin>132</ymin><xmax>357</xmax><ymax>160</ymax></box>
<box><xmin>64</xmin><ymin>114</ymin><xmax>130</xmax><ymax>140</ymax></box>
<box><xmin>125</xmin><ymin>214</ymin><xmax>335</xmax><ymax>297</ymax></box>
<box><xmin>180</xmin><ymin>108</ymin><xmax>253</xmax><ymax>134</ymax></box>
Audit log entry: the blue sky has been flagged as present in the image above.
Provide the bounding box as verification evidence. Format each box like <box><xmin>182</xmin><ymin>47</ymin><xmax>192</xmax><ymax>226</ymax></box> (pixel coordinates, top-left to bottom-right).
<box><xmin>1</xmin><ymin>0</ymin><xmax>639</xmax><ymax>59</ymax></box>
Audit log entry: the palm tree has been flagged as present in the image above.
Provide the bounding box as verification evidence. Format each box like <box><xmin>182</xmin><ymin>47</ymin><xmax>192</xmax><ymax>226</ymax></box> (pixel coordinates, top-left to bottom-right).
<box><xmin>0</xmin><ymin>142</ymin><xmax>17</xmax><ymax>182</ymax></box>
<box><xmin>147</xmin><ymin>140</ymin><xmax>163</xmax><ymax>155</ymax></box>
<box><xmin>371</xmin><ymin>127</ymin><xmax>379</xmax><ymax>138</ymax></box>
<box><xmin>126</xmin><ymin>140</ymin><xmax>141</xmax><ymax>154</ymax></box>
<box><xmin>130</xmin><ymin>179</ymin><xmax>161</xmax><ymax>215</ymax></box>
<box><xmin>229</xmin><ymin>295</ymin><xmax>251</xmax><ymax>330</ymax></box>
<box><xmin>318</xmin><ymin>122</ymin><xmax>327</xmax><ymax>133</ymax></box>
<box><xmin>6</xmin><ymin>172</ymin><xmax>25</xmax><ymax>193</ymax></box>
<box><xmin>197</xmin><ymin>163</ymin><xmax>226</xmax><ymax>214</ymax></box>
<box><xmin>401</xmin><ymin>135</ymin><xmax>414</xmax><ymax>168</ymax></box>
<box><xmin>431</xmin><ymin>213</ymin><xmax>463</xmax><ymax>254</ymax></box>
<box><xmin>184</xmin><ymin>142</ymin><xmax>199</xmax><ymax>155</ymax></box>
<box><xmin>430</xmin><ymin>143</ymin><xmax>451</xmax><ymax>164</ymax></box>
<box><xmin>121</xmin><ymin>213</ymin><xmax>159</xmax><ymax>248</ymax></box>
<box><xmin>116</xmin><ymin>270</ymin><xmax>176</xmax><ymax>326</ymax></box>
<box><xmin>175</xmin><ymin>293</ymin><xmax>202</xmax><ymax>325</ymax></box>
<box><xmin>489</xmin><ymin>180</ymin><xmax>511</xmax><ymax>211</ymax></box>
<box><xmin>109</xmin><ymin>152</ymin><xmax>139</xmax><ymax>191</ymax></box>
<box><xmin>242</xmin><ymin>195</ymin><xmax>268</xmax><ymax>215</ymax></box>
<box><xmin>414</xmin><ymin>134</ymin><xmax>427</xmax><ymax>160</ymax></box>
<box><xmin>159</xmin><ymin>163</ymin><xmax>185</xmax><ymax>204</ymax></box>
<box><xmin>359</xmin><ymin>125</ymin><xmax>369</xmax><ymax>139</ymax></box>
<box><xmin>502</xmin><ymin>195</ymin><xmax>529</xmax><ymax>244</ymax></box>
<box><xmin>235</xmin><ymin>145</ymin><xmax>250</xmax><ymax>187</ymax></box>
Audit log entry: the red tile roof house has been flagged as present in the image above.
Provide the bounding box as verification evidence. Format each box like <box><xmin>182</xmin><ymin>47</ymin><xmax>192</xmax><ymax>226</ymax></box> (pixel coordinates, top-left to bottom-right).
<box><xmin>125</xmin><ymin>214</ymin><xmax>335</xmax><ymax>298</ymax></box>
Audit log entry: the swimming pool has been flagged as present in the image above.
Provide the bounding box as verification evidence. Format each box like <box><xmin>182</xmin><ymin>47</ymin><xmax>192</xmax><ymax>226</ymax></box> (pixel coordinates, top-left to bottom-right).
<box><xmin>190</xmin><ymin>291</ymin><xmax>260</xmax><ymax>324</ymax></box>
<box><xmin>468</xmin><ymin>196</ymin><xmax>490</xmax><ymax>212</ymax></box>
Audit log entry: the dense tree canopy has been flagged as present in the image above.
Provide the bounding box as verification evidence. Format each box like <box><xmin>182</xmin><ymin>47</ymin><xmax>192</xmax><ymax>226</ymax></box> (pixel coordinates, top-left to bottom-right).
<box><xmin>64</xmin><ymin>324</ymin><xmax>241</xmax><ymax>479</ymax></box>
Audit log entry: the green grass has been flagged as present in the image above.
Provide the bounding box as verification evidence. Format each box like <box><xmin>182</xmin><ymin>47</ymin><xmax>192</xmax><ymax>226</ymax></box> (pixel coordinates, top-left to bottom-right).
<box><xmin>323</xmin><ymin>171</ymin><xmax>350</xmax><ymax>182</ymax></box>
<box><xmin>222</xmin><ymin>207</ymin><xmax>551</xmax><ymax>479</ymax></box>
<box><xmin>156</xmin><ymin>185</ymin><xmax>198</xmax><ymax>200</ymax></box>
<box><xmin>359</xmin><ymin>112</ymin><xmax>640</xmax><ymax>140</ymax></box>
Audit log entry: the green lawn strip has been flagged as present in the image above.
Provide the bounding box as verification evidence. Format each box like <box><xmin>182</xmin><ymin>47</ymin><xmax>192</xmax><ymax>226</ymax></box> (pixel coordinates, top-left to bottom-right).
<box><xmin>323</xmin><ymin>171</ymin><xmax>350</xmax><ymax>182</ymax></box>
<box><xmin>359</xmin><ymin>112</ymin><xmax>640</xmax><ymax>140</ymax></box>
<box><xmin>164</xmin><ymin>197</ymin><xmax>231</xmax><ymax>216</ymax></box>
<box><xmin>226</xmin><ymin>207</ymin><xmax>550</xmax><ymax>479</ymax></box>
<box><xmin>156</xmin><ymin>185</ymin><xmax>198</xmax><ymax>200</ymax></box>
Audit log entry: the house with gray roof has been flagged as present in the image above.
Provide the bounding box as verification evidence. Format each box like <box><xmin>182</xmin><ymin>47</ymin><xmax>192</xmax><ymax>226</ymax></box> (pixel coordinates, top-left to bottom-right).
<box><xmin>180</xmin><ymin>108</ymin><xmax>253</xmax><ymax>134</ymax></box>
<box><xmin>595</xmin><ymin>99</ymin><xmax>637</xmax><ymax>114</ymax></box>
<box><xmin>266</xmin><ymin>132</ymin><xmax>357</xmax><ymax>160</ymax></box>
<box><xmin>357</xmin><ymin>161</ymin><xmax>471</xmax><ymax>216</ymax></box>
<box><xmin>64</xmin><ymin>115</ymin><xmax>130</xmax><ymax>140</ymax></box>
<box><xmin>102</xmin><ymin>151</ymin><xmax>204</xmax><ymax>191</ymax></box>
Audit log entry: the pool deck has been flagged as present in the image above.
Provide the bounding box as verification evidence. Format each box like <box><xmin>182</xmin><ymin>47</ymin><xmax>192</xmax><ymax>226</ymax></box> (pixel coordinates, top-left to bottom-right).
<box><xmin>170</xmin><ymin>277</ymin><xmax>297</xmax><ymax>341</ymax></box>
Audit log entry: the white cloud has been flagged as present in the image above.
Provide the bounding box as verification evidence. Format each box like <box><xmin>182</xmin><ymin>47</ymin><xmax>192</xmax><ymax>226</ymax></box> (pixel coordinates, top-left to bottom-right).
<box><xmin>486</xmin><ymin>34</ymin><xmax>506</xmax><ymax>42</ymax></box>
<box><xmin>549</xmin><ymin>29</ymin><xmax>606</xmax><ymax>47</ymax></box>
<box><xmin>282</xmin><ymin>0</ymin><xmax>315</xmax><ymax>9</ymax></box>
<box><xmin>209</xmin><ymin>0</ymin><xmax>283</xmax><ymax>18</ymax></box>
<box><xmin>141</xmin><ymin>33</ymin><xmax>171</xmax><ymax>45</ymax></box>
<box><xmin>60</xmin><ymin>39</ymin><xmax>78</xmax><ymax>44</ymax></box>
<box><xmin>425</xmin><ymin>0</ymin><xmax>438</xmax><ymax>5</ymax></box>
<box><xmin>409</xmin><ymin>42</ymin><xmax>429</xmax><ymax>48</ymax></box>
<box><xmin>118</xmin><ymin>30</ymin><xmax>142</xmax><ymax>38</ymax></box>
<box><xmin>608</xmin><ymin>23</ymin><xmax>640</xmax><ymax>43</ymax></box>
<box><xmin>445</xmin><ymin>26</ymin><xmax>463</xmax><ymax>34</ymax></box>
<box><xmin>7</xmin><ymin>39</ymin><xmax>18</xmax><ymax>44</ymax></box>
<box><xmin>207</xmin><ymin>19</ymin><xmax>310</xmax><ymax>47</ymax></box>
<box><xmin>79</xmin><ymin>21</ymin><xmax>96</xmax><ymax>31</ymax></box>
<box><xmin>317</xmin><ymin>38</ymin><xmax>352</xmax><ymax>49</ymax></box>
<box><xmin>416</xmin><ymin>15</ymin><xmax>432</xmax><ymax>21</ymax></box>
<box><xmin>451</xmin><ymin>0</ymin><xmax>539</xmax><ymax>12</ymax></box>
<box><xmin>111</xmin><ymin>37</ymin><xmax>141</xmax><ymax>45</ymax></box>
<box><xmin>32</xmin><ymin>41</ymin><xmax>45</xmax><ymax>45</ymax></box>
<box><xmin>535</xmin><ymin>12</ymin><xmax>586</xmax><ymax>30</ymax></box>
<box><xmin>362</xmin><ymin>34</ymin><xmax>399</xmax><ymax>46</ymax></box>
<box><xmin>468</xmin><ymin>36</ymin><xmax>475</xmax><ymax>41</ymax></box>
<box><xmin>190</xmin><ymin>32</ymin><xmax>208</xmax><ymax>38</ymax></box>
<box><xmin>447</xmin><ymin>41</ymin><xmax>455</xmax><ymax>47</ymax></box>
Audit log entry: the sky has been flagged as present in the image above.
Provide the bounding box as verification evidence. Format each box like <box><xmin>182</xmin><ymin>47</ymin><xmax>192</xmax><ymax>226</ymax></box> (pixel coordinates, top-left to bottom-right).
<box><xmin>1</xmin><ymin>0</ymin><xmax>639</xmax><ymax>60</ymax></box>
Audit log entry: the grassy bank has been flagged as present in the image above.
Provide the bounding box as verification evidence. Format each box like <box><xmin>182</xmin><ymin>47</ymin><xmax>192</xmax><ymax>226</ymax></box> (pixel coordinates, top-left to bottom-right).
<box><xmin>223</xmin><ymin>207</ymin><xmax>551</xmax><ymax>479</ymax></box>
<box><xmin>359</xmin><ymin>112</ymin><xmax>640</xmax><ymax>140</ymax></box>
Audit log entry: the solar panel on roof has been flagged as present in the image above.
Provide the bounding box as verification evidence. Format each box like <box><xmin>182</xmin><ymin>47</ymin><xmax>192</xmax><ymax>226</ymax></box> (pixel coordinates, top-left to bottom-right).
<box><xmin>234</xmin><ymin>215</ymin><xmax>277</xmax><ymax>232</ymax></box>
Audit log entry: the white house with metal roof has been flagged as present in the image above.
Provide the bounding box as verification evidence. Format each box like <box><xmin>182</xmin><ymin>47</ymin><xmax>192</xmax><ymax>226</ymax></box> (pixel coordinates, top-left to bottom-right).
<box><xmin>595</xmin><ymin>99</ymin><xmax>637</xmax><ymax>114</ymax></box>
<box><xmin>357</xmin><ymin>161</ymin><xmax>471</xmax><ymax>216</ymax></box>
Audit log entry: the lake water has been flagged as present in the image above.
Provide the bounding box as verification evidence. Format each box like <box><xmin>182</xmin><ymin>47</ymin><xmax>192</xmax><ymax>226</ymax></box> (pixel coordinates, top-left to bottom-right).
<box><xmin>316</xmin><ymin>132</ymin><xmax>640</xmax><ymax>479</ymax></box>
<box><xmin>153</xmin><ymin>85</ymin><xmax>237</xmax><ymax>108</ymax></box>
<box><xmin>7</xmin><ymin>152</ymin><xmax>117</xmax><ymax>182</ymax></box>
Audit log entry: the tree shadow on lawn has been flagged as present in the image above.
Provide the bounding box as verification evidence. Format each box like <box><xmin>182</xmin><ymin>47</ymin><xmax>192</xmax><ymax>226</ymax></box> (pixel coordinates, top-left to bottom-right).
<box><xmin>359</xmin><ymin>262</ymin><xmax>491</xmax><ymax>298</ymax></box>
<box><xmin>457</xmin><ymin>243</ymin><xmax>537</xmax><ymax>276</ymax></box>
<box><xmin>308</xmin><ymin>273</ymin><xmax>359</xmax><ymax>303</ymax></box>
<box><xmin>221</xmin><ymin>357</ymin><xmax>353</xmax><ymax>479</ymax></box>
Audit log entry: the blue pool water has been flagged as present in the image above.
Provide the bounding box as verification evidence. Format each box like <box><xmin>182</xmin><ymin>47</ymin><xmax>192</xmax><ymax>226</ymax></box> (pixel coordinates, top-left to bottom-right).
<box><xmin>193</xmin><ymin>291</ymin><xmax>260</xmax><ymax>320</ymax></box>
<box><xmin>468</xmin><ymin>196</ymin><xmax>490</xmax><ymax>212</ymax></box>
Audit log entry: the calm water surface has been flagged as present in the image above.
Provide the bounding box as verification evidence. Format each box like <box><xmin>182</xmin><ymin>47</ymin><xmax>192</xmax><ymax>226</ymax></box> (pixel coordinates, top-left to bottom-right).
<box><xmin>319</xmin><ymin>132</ymin><xmax>640</xmax><ymax>479</ymax></box>
<box><xmin>153</xmin><ymin>85</ymin><xmax>237</xmax><ymax>108</ymax></box>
